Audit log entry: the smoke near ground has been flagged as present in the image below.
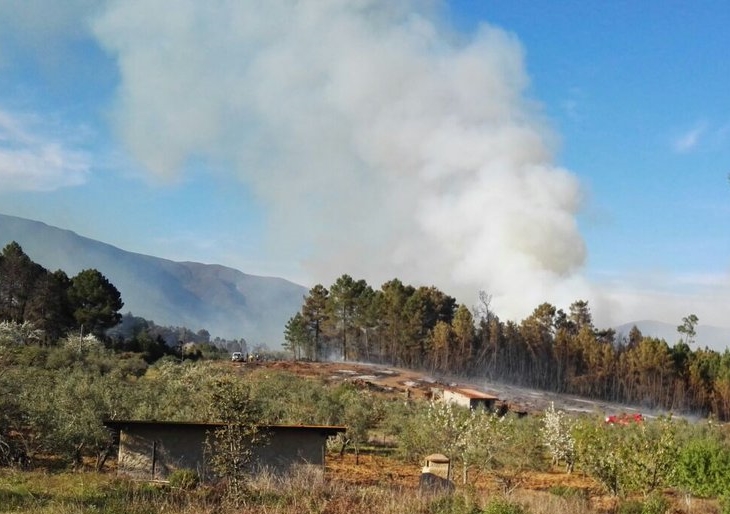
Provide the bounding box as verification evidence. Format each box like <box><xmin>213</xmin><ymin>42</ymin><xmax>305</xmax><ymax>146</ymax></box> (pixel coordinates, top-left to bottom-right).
<box><xmin>91</xmin><ymin>0</ymin><xmax>592</xmax><ymax>321</ymax></box>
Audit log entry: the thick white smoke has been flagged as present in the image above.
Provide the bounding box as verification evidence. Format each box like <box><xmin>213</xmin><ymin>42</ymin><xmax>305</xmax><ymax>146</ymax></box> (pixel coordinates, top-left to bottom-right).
<box><xmin>92</xmin><ymin>0</ymin><xmax>592</xmax><ymax>320</ymax></box>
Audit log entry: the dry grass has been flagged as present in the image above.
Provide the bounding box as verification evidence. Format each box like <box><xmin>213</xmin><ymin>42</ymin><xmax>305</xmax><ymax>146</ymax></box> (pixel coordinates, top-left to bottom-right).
<box><xmin>0</xmin><ymin>461</ymin><xmax>725</xmax><ymax>514</ymax></box>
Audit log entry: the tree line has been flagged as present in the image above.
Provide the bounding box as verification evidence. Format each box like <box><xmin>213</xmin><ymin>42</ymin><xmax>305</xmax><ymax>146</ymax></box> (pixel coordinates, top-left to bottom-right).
<box><xmin>5</xmin><ymin>237</ymin><xmax>730</xmax><ymax>421</ymax></box>
<box><xmin>0</xmin><ymin>241</ymin><xmax>124</xmax><ymax>342</ymax></box>
<box><xmin>286</xmin><ymin>275</ymin><xmax>730</xmax><ymax>420</ymax></box>
<box><xmin>0</xmin><ymin>242</ymin><xmax>239</xmax><ymax>360</ymax></box>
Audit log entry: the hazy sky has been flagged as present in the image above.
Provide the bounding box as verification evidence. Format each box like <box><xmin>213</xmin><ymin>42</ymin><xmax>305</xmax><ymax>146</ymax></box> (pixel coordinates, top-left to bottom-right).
<box><xmin>1</xmin><ymin>1</ymin><xmax>728</xmax><ymax>330</ymax></box>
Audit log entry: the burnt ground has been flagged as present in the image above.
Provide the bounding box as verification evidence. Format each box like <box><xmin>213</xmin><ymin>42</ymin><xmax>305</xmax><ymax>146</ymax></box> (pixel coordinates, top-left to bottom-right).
<box><xmin>239</xmin><ymin>359</ymin><xmax>655</xmax><ymax>419</ymax></box>
<box><xmin>229</xmin><ymin>359</ymin><xmax>714</xmax><ymax>513</ymax></box>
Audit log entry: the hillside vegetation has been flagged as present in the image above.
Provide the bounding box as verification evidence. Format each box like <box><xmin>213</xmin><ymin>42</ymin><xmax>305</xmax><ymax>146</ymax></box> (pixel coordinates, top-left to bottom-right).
<box><xmin>4</xmin><ymin>230</ymin><xmax>730</xmax><ymax>421</ymax></box>
<box><xmin>1</xmin><ymin>337</ymin><xmax>730</xmax><ymax>513</ymax></box>
<box><xmin>4</xmin><ymin>239</ymin><xmax>730</xmax><ymax>512</ymax></box>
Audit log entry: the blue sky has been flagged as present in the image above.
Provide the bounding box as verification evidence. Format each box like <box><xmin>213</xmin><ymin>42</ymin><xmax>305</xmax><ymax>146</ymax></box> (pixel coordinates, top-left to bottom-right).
<box><xmin>0</xmin><ymin>1</ymin><xmax>728</xmax><ymax>331</ymax></box>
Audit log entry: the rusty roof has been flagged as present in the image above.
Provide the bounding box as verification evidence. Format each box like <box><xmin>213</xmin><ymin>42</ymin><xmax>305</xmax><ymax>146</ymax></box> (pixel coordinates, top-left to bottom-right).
<box><xmin>448</xmin><ymin>387</ymin><xmax>499</xmax><ymax>400</ymax></box>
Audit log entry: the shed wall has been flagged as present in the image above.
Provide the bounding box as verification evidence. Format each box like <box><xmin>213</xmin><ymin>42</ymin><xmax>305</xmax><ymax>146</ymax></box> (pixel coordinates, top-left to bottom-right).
<box><xmin>443</xmin><ymin>390</ymin><xmax>471</xmax><ymax>409</ymax></box>
<box><xmin>255</xmin><ymin>429</ymin><xmax>327</xmax><ymax>471</ymax></box>
<box><xmin>118</xmin><ymin>425</ymin><xmax>207</xmax><ymax>480</ymax></box>
<box><xmin>116</xmin><ymin>424</ymin><xmax>332</xmax><ymax>481</ymax></box>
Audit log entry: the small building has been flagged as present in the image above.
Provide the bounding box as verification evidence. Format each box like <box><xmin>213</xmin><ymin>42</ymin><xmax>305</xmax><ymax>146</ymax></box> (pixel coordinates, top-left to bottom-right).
<box><xmin>420</xmin><ymin>453</ymin><xmax>454</xmax><ymax>492</ymax></box>
<box><xmin>104</xmin><ymin>420</ymin><xmax>345</xmax><ymax>481</ymax></box>
<box><xmin>443</xmin><ymin>387</ymin><xmax>498</xmax><ymax>411</ymax></box>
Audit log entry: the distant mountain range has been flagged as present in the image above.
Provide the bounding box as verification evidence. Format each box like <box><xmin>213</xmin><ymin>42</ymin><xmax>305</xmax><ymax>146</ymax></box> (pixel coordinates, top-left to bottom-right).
<box><xmin>2</xmin><ymin>213</ymin><xmax>729</xmax><ymax>353</ymax></box>
<box><xmin>0</xmin><ymin>213</ymin><xmax>308</xmax><ymax>347</ymax></box>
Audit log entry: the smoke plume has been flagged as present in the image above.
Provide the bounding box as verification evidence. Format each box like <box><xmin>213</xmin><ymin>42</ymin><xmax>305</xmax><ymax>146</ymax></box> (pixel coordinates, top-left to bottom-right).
<box><xmin>92</xmin><ymin>0</ymin><xmax>590</xmax><ymax>320</ymax></box>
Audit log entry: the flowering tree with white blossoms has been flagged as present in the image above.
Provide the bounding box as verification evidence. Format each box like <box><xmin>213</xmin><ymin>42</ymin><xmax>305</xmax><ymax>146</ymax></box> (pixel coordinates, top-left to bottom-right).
<box><xmin>426</xmin><ymin>400</ymin><xmax>473</xmax><ymax>481</ymax></box>
<box><xmin>540</xmin><ymin>402</ymin><xmax>575</xmax><ymax>473</ymax></box>
<box><xmin>427</xmin><ymin>401</ymin><xmax>517</xmax><ymax>484</ymax></box>
<box><xmin>62</xmin><ymin>333</ymin><xmax>103</xmax><ymax>355</ymax></box>
<box><xmin>466</xmin><ymin>408</ymin><xmax>517</xmax><ymax>486</ymax></box>
<box><xmin>0</xmin><ymin>320</ymin><xmax>44</xmax><ymax>346</ymax></box>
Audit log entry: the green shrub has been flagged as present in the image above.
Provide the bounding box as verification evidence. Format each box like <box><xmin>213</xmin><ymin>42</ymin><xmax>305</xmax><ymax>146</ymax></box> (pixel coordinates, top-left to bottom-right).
<box><xmin>482</xmin><ymin>497</ymin><xmax>529</xmax><ymax>514</ymax></box>
<box><xmin>642</xmin><ymin>492</ymin><xmax>670</xmax><ymax>514</ymax></box>
<box><xmin>573</xmin><ymin>416</ymin><xmax>678</xmax><ymax>496</ymax></box>
<box><xmin>547</xmin><ymin>485</ymin><xmax>588</xmax><ymax>500</ymax></box>
<box><xmin>720</xmin><ymin>493</ymin><xmax>730</xmax><ymax>514</ymax></box>
<box><xmin>168</xmin><ymin>468</ymin><xmax>199</xmax><ymax>490</ymax></box>
<box><xmin>675</xmin><ymin>435</ymin><xmax>730</xmax><ymax>498</ymax></box>
<box><xmin>616</xmin><ymin>500</ymin><xmax>643</xmax><ymax>514</ymax></box>
<box><xmin>427</xmin><ymin>493</ymin><xmax>481</xmax><ymax>514</ymax></box>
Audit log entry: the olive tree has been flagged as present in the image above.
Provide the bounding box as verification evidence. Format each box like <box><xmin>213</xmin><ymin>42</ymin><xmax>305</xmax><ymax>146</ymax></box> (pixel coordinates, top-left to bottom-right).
<box><xmin>338</xmin><ymin>386</ymin><xmax>380</xmax><ymax>464</ymax></box>
<box><xmin>574</xmin><ymin>415</ymin><xmax>678</xmax><ymax>496</ymax></box>
<box><xmin>205</xmin><ymin>377</ymin><xmax>267</xmax><ymax>505</ymax></box>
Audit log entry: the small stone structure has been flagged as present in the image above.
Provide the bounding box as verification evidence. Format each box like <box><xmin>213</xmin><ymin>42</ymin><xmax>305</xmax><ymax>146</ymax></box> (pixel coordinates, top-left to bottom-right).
<box><xmin>422</xmin><ymin>453</ymin><xmax>450</xmax><ymax>479</ymax></box>
<box><xmin>104</xmin><ymin>420</ymin><xmax>345</xmax><ymax>481</ymax></box>
<box><xmin>419</xmin><ymin>453</ymin><xmax>453</xmax><ymax>493</ymax></box>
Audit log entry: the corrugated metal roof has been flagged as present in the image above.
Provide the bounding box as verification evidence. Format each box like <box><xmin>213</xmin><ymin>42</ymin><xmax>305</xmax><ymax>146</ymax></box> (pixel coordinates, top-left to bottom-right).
<box><xmin>103</xmin><ymin>420</ymin><xmax>346</xmax><ymax>434</ymax></box>
<box><xmin>450</xmin><ymin>388</ymin><xmax>499</xmax><ymax>400</ymax></box>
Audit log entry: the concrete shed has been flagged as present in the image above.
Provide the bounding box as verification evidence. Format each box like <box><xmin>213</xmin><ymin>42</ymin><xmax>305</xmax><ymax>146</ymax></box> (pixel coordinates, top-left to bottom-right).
<box><xmin>420</xmin><ymin>453</ymin><xmax>454</xmax><ymax>492</ymax></box>
<box><xmin>104</xmin><ymin>420</ymin><xmax>345</xmax><ymax>481</ymax></box>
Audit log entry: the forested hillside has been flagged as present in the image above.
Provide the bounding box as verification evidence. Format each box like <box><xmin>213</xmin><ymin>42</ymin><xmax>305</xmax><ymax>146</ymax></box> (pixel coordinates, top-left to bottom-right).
<box><xmin>4</xmin><ymin>233</ymin><xmax>730</xmax><ymax>421</ymax></box>
<box><xmin>286</xmin><ymin>277</ymin><xmax>730</xmax><ymax>420</ymax></box>
<box><xmin>2</xmin><ymin>249</ymin><xmax>730</xmax><ymax>512</ymax></box>
<box><xmin>0</xmin><ymin>213</ymin><xmax>307</xmax><ymax>344</ymax></box>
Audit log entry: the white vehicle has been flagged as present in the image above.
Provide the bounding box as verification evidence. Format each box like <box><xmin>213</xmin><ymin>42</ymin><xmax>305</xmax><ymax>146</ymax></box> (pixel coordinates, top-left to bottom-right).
<box><xmin>231</xmin><ymin>352</ymin><xmax>243</xmax><ymax>362</ymax></box>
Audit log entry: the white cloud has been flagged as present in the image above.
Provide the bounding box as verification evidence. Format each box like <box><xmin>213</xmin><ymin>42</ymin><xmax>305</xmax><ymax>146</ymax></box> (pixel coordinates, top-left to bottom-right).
<box><xmin>91</xmin><ymin>0</ymin><xmax>587</xmax><ymax>321</ymax></box>
<box><xmin>589</xmin><ymin>268</ymin><xmax>730</xmax><ymax>330</ymax></box>
<box><xmin>673</xmin><ymin>122</ymin><xmax>707</xmax><ymax>153</ymax></box>
<box><xmin>0</xmin><ymin>110</ymin><xmax>91</xmax><ymax>192</ymax></box>
<box><xmin>560</xmin><ymin>86</ymin><xmax>585</xmax><ymax>121</ymax></box>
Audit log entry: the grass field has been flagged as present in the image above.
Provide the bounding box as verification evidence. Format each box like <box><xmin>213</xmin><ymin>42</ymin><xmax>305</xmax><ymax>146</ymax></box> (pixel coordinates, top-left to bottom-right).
<box><xmin>0</xmin><ymin>450</ymin><xmax>722</xmax><ymax>514</ymax></box>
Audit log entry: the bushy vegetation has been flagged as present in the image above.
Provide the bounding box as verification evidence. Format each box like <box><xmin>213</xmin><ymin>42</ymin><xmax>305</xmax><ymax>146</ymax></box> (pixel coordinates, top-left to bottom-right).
<box><xmin>674</xmin><ymin>423</ymin><xmax>730</xmax><ymax>498</ymax></box>
<box><xmin>571</xmin><ymin>415</ymin><xmax>679</xmax><ymax>496</ymax></box>
<box><xmin>1</xmin><ymin>340</ymin><xmax>730</xmax><ymax>512</ymax></box>
<box><xmin>3</xmin><ymin>241</ymin><xmax>730</xmax><ymax>512</ymax></box>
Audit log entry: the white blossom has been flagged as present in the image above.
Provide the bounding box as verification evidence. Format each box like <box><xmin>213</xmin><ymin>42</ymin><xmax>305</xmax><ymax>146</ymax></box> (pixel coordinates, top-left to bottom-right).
<box><xmin>540</xmin><ymin>402</ymin><xmax>575</xmax><ymax>472</ymax></box>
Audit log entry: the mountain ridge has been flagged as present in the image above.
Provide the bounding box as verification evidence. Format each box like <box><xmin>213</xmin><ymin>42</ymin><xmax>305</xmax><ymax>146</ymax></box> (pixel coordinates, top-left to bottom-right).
<box><xmin>0</xmin><ymin>213</ymin><xmax>308</xmax><ymax>346</ymax></box>
<box><xmin>2</xmin><ymin>213</ymin><xmax>729</xmax><ymax>352</ymax></box>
